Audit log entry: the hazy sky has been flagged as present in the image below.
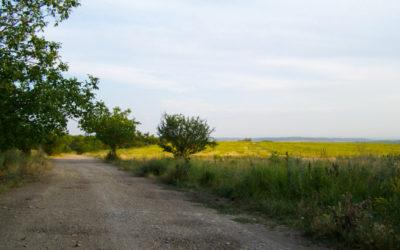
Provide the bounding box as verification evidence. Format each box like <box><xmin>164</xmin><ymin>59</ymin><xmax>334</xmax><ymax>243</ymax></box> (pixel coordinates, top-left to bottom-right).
<box><xmin>45</xmin><ymin>0</ymin><xmax>400</xmax><ymax>139</ymax></box>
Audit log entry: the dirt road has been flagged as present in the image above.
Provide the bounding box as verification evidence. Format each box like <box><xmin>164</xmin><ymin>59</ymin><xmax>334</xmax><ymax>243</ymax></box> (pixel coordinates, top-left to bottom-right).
<box><xmin>0</xmin><ymin>155</ymin><xmax>325</xmax><ymax>249</ymax></box>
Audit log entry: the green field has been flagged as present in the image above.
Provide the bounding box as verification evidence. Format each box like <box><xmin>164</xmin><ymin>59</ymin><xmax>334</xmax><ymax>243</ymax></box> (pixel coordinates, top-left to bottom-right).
<box><xmin>92</xmin><ymin>141</ymin><xmax>400</xmax><ymax>159</ymax></box>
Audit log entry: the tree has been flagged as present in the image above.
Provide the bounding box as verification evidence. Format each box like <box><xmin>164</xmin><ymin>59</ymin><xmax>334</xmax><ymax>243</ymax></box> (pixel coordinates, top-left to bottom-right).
<box><xmin>0</xmin><ymin>0</ymin><xmax>98</xmax><ymax>152</ymax></box>
<box><xmin>80</xmin><ymin>105</ymin><xmax>139</xmax><ymax>160</ymax></box>
<box><xmin>127</xmin><ymin>131</ymin><xmax>159</xmax><ymax>147</ymax></box>
<box><xmin>69</xmin><ymin>135</ymin><xmax>106</xmax><ymax>155</ymax></box>
<box><xmin>41</xmin><ymin>133</ymin><xmax>72</xmax><ymax>155</ymax></box>
<box><xmin>157</xmin><ymin>113</ymin><xmax>216</xmax><ymax>160</ymax></box>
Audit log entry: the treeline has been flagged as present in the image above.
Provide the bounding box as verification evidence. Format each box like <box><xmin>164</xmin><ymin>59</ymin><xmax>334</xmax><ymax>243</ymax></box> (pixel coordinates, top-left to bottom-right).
<box><xmin>1</xmin><ymin>2</ymin><xmax>158</xmax><ymax>158</ymax></box>
<box><xmin>41</xmin><ymin>132</ymin><xmax>159</xmax><ymax>156</ymax></box>
<box><xmin>0</xmin><ymin>2</ymin><xmax>214</xmax><ymax>161</ymax></box>
<box><xmin>1</xmin><ymin>1</ymin><xmax>215</xmax><ymax>188</ymax></box>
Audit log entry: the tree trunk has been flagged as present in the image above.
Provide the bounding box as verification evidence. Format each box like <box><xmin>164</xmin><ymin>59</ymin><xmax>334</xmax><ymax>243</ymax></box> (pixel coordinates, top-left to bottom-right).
<box><xmin>22</xmin><ymin>148</ymin><xmax>31</xmax><ymax>156</ymax></box>
<box><xmin>106</xmin><ymin>145</ymin><xmax>117</xmax><ymax>161</ymax></box>
<box><xmin>111</xmin><ymin>146</ymin><xmax>117</xmax><ymax>158</ymax></box>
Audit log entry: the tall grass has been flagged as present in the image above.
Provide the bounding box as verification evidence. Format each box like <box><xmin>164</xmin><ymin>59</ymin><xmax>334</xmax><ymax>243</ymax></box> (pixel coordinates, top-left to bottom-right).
<box><xmin>0</xmin><ymin>150</ymin><xmax>50</xmax><ymax>191</ymax></box>
<box><xmin>114</xmin><ymin>154</ymin><xmax>400</xmax><ymax>249</ymax></box>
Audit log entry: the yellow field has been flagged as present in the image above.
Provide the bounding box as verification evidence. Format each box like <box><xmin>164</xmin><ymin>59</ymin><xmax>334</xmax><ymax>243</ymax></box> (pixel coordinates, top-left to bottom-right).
<box><xmin>95</xmin><ymin>141</ymin><xmax>400</xmax><ymax>159</ymax></box>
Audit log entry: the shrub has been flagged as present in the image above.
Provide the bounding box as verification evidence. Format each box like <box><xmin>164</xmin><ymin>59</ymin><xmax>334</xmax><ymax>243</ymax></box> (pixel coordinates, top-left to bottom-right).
<box><xmin>162</xmin><ymin>160</ymin><xmax>191</xmax><ymax>185</ymax></box>
<box><xmin>137</xmin><ymin>159</ymin><xmax>169</xmax><ymax>177</ymax></box>
<box><xmin>157</xmin><ymin>113</ymin><xmax>216</xmax><ymax>160</ymax></box>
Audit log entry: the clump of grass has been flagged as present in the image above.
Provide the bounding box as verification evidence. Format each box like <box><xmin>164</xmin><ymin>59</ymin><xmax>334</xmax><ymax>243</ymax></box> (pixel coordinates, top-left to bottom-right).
<box><xmin>114</xmin><ymin>153</ymin><xmax>400</xmax><ymax>249</ymax></box>
<box><xmin>0</xmin><ymin>150</ymin><xmax>50</xmax><ymax>191</ymax></box>
<box><xmin>114</xmin><ymin>157</ymin><xmax>191</xmax><ymax>185</ymax></box>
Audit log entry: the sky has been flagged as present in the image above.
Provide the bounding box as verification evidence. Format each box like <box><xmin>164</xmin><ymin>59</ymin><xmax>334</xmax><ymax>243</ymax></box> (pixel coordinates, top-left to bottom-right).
<box><xmin>45</xmin><ymin>0</ymin><xmax>400</xmax><ymax>139</ymax></box>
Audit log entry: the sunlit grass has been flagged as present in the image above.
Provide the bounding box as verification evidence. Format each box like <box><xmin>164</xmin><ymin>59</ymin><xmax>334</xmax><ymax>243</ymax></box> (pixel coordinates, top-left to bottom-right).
<box><xmin>95</xmin><ymin>141</ymin><xmax>400</xmax><ymax>159</ymax></box>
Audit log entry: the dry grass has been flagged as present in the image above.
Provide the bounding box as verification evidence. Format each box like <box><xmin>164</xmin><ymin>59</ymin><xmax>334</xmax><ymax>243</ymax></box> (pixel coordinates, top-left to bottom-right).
<box><xmin>0</xmin><ymin>150</ymin><xmax>50</xmax><ymax>191</ymax></box>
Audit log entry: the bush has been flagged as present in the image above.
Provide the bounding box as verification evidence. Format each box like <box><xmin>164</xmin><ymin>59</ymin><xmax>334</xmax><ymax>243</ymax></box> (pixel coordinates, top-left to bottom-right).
<box><xmin>162</xmin><ymin>161</ymin><xmax>191</xmax><ymax>185</ymax></box>
<box><xmin>157</xmin><ymin>113</ymin><xmax>216</xmax><ymax>160</ymax></box>
<box><xmin>141</xmin><ymin>159</ymin><xmax>169</xmax><ymax>176</ymax></box>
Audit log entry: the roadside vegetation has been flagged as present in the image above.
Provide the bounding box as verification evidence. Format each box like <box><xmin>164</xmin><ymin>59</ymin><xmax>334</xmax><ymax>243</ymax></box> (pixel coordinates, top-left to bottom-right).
<box><xmin>111</xmin><ymin>152</ymin><xmax>400</xmax><ymax>249</ymax></box>
<box><xmin>2</xmin><ymin>2</ymin><xmax>399</xmax><ymax>249</ymax></box>
<box><xmin>0</xmin><ymin>150</ymin><xmax>50</xmax><ymax>191</ymax></box>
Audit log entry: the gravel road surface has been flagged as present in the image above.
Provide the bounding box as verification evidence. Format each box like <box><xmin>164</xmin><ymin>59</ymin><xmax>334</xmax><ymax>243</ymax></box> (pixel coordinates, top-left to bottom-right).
<box><xmin>0</xmin><ymin>155</ymin><xmax>326</xmax><ymax>249</ymax></box>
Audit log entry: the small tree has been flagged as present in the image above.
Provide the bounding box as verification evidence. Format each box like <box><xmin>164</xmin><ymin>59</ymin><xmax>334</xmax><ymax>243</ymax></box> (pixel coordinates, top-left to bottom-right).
<box><xmin>157</xmin><ymin>113</ymin><xmax>216</xmax><ymax>160</ymax></box>
<box><xmin>80</xmin><ymin>105</ymin><xmax>139</xmax><ymax>160</ymax></box>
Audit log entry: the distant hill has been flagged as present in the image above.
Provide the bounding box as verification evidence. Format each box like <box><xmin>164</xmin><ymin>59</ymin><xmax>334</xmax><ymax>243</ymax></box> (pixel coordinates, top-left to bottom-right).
<box><xmin>216</xmin><ymin>137</ymin><xmax>400</xmax><ymax>144</ymax></box>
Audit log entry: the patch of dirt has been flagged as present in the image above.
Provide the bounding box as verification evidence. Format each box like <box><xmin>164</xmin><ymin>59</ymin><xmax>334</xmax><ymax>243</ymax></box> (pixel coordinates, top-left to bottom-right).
<box><xmin>0</xmin><ymin>155</ymin><xmax>327</xmax><ymax>249</ymax></box>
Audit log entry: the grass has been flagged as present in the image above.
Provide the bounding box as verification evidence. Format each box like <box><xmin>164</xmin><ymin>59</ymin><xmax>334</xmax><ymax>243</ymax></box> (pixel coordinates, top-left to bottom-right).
<box><xmin>105</xmin><ymin>142</ymin><xmax>400</xmax><ymax>249</ymax></box>
<box><xmin>90</xmin><ymin>141</ymin><xmax>400</xmax><ymax>159</ymax></box>
<box><xmin>0</xmin><ymin>150</ymin><xmax>50</xmax><ymax>192</ymax></box>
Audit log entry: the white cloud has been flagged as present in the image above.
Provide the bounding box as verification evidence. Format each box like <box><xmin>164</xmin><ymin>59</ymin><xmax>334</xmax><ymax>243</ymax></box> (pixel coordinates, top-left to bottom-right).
<box><xmin>258</xmin><ymin>58</ymin><xmax>400</xmax><ymax>82</ymax></box>
<box><xmin>49</xmin><ymin>0</ymin><xmax>400</xmax><ymax>137</ymax></box>
<box><xmin>67</xmin><ymin>62</ymin><xmax>189</xmax><ymax>93</ymax></box>
<box><xmin>161</xmin><ymin>97</ymin><xmax>345</xmax><ymax>116</ymax></box>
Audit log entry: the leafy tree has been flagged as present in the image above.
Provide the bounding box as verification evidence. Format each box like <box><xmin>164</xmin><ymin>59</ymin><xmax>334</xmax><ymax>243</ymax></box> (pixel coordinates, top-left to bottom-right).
<box><xmin>157</xmin><ymin>113</ymin><xmax>216</xmax><ymax>160</ymax></box>
<box><xmin>79</xmin><ymin>101</ymin><xmax>109</xmax><ymax>134</ymax></box>
<box><xmin>128</xmin><ymin>131</ymin><xmax>159</xmax><ymax>147</ymax></box>
<box><xmin>80</xmin><ymin>105</ymin><xmax>139</xmax><ymax>160</ymax></box>
<box><xmin>141</xmin><ymin>132</ymin><xmax>159</xmax><ymax>146</ymax></box>
<box><xmin>41</xmin><ymin>133</ymin><xmax>72</xmax><ymax>155</ymax></box>
<box><xmin>0</xmin><ymin>0</ymin><xmax>98</xmax><ymax>152</ymax></box>
<box><xmin>69</xmin><ymin>135</ymin><xmax>106</xmax><ymax>155</ymax></box>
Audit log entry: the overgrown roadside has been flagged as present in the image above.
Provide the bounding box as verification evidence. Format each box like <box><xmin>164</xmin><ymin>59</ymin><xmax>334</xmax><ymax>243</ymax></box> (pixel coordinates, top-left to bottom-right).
<box><xmin>0</xmin><ymin>155</ymin><xmax>324</xmax><ymax>249</ymax></box>
<box><xmin>108</xmin><ymin>155</ymin><xmax>400</xmax><ymax>249</ymax></box>
<box><xmin>0</xmin><ymin>150</ymin><xmax>51</xmax><ymax>192</ymax></box>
